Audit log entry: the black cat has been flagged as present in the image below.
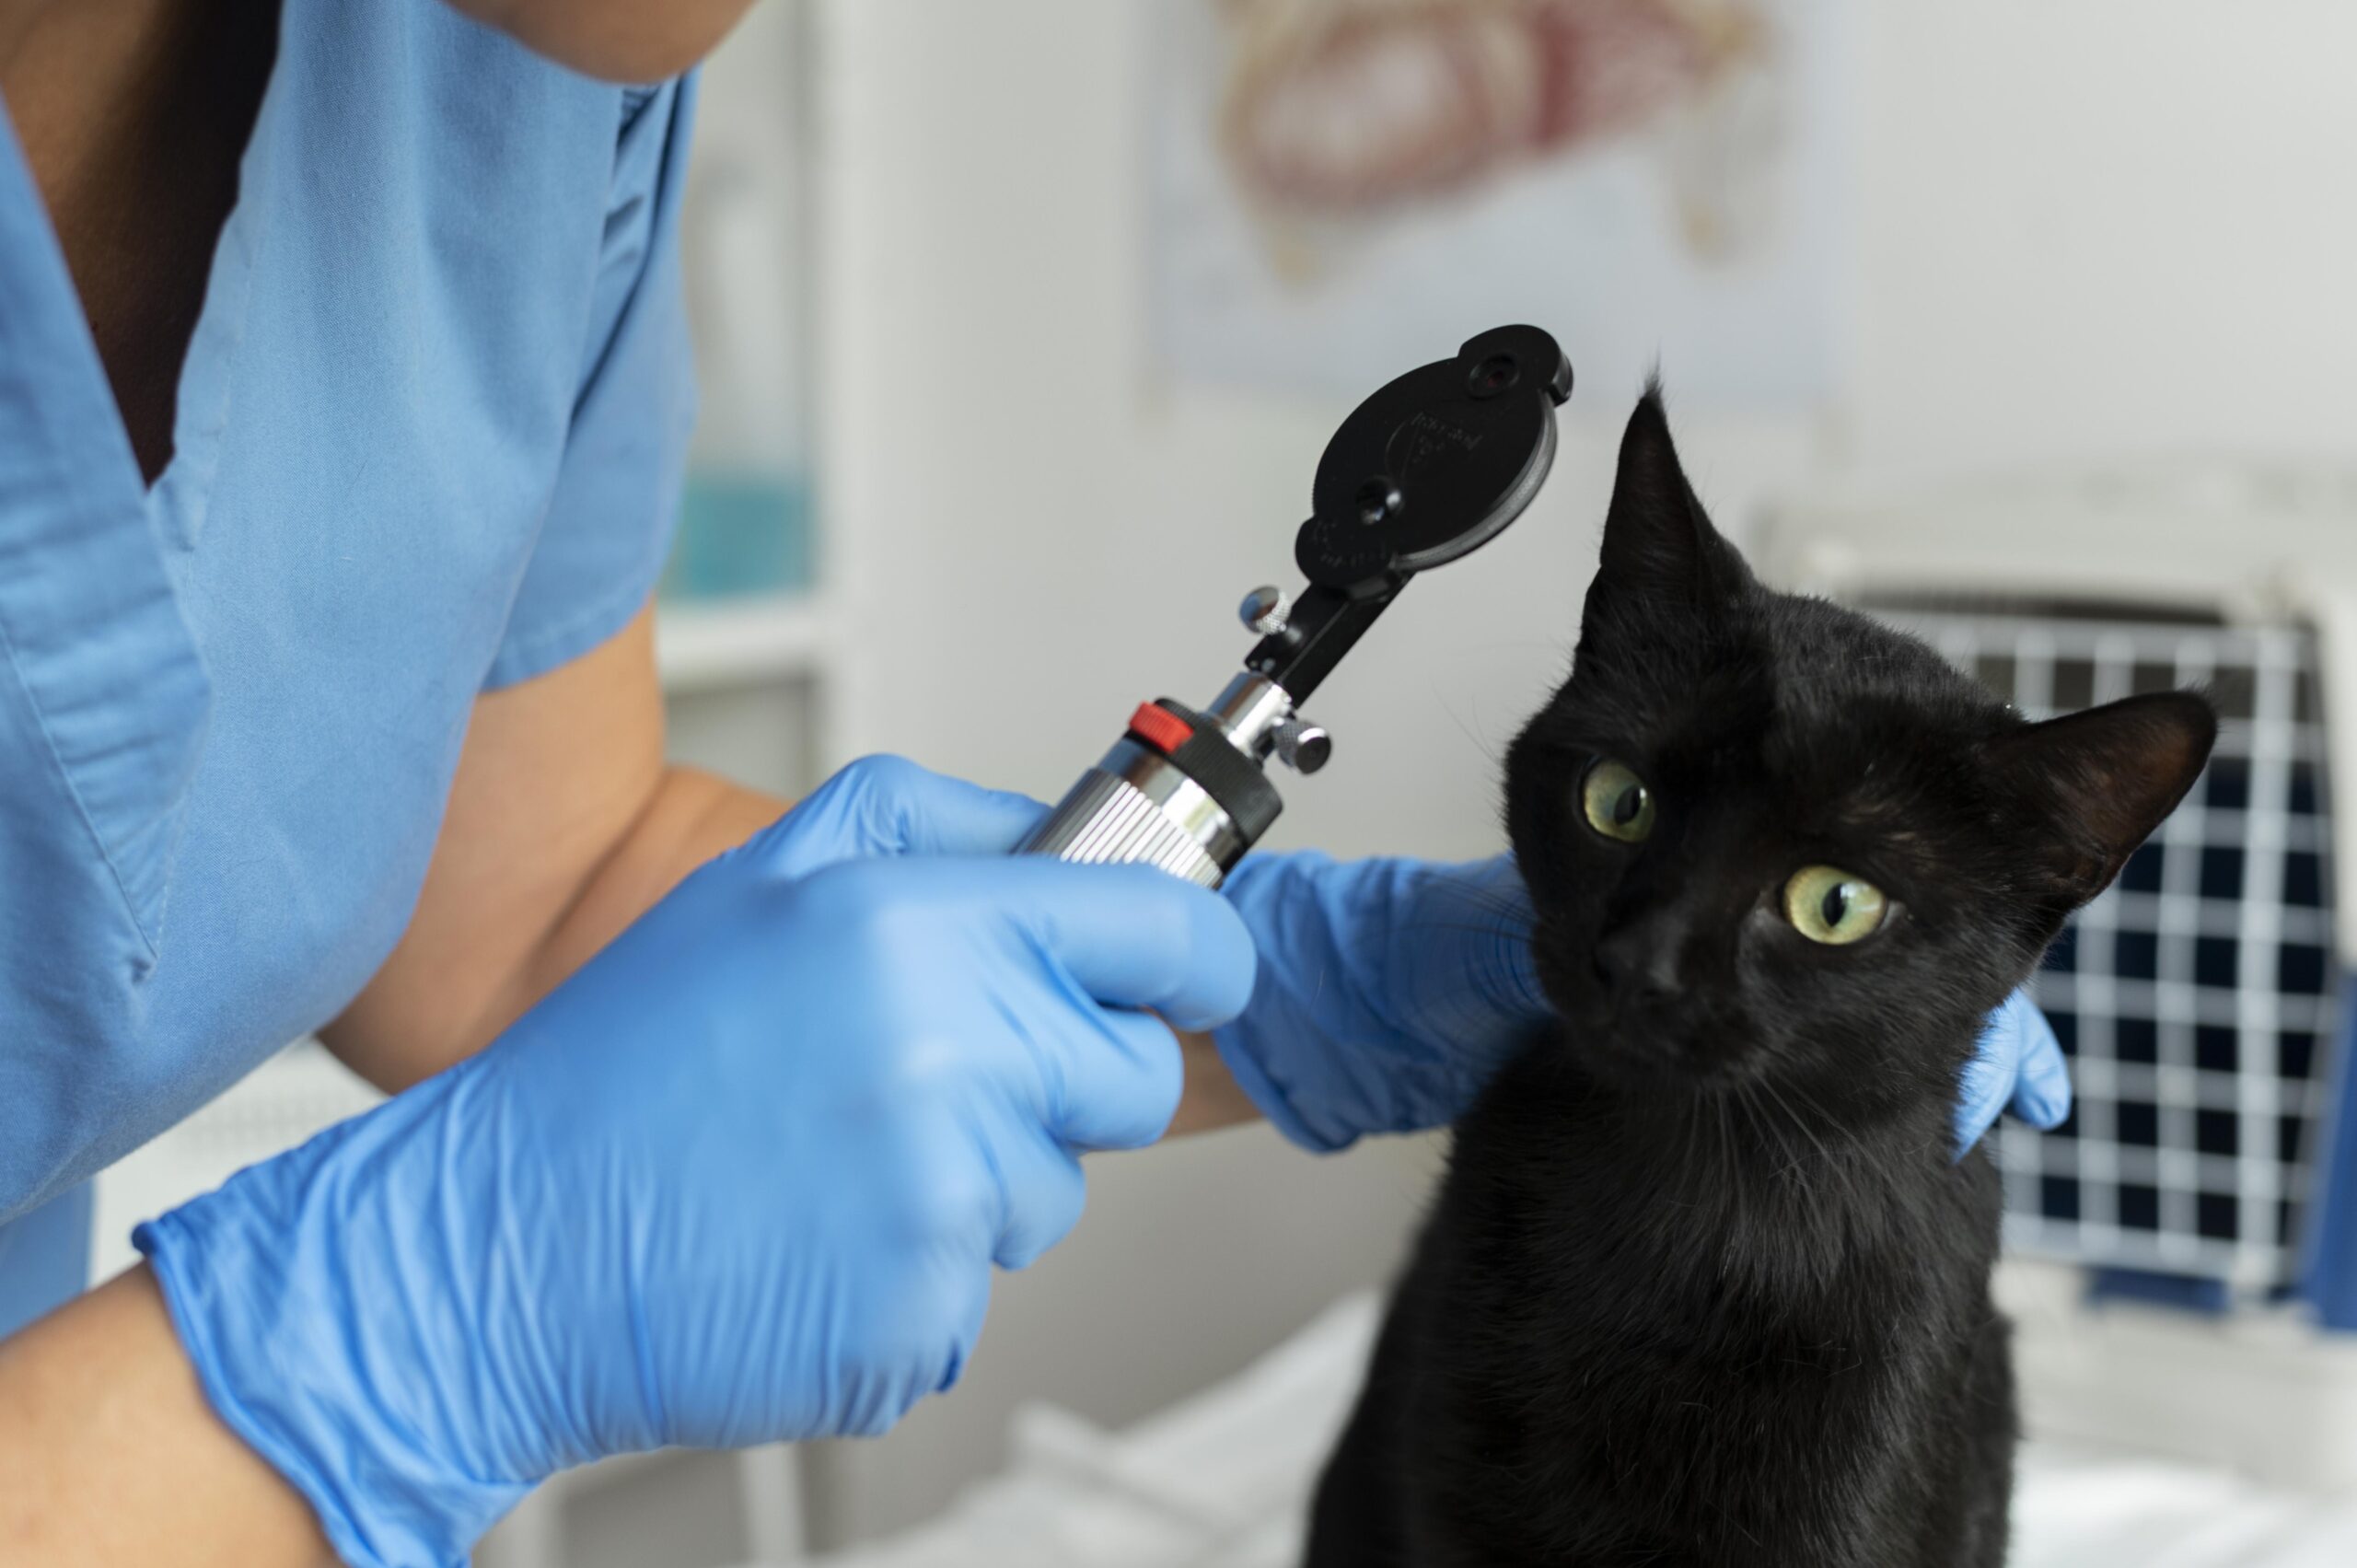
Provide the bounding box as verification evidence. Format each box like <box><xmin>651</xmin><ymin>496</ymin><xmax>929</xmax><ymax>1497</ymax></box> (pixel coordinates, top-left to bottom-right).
<box><xmin>1306</xmin><ymin>390</ymin><xmax>2215</xmax><ymax>1568</ymax></box>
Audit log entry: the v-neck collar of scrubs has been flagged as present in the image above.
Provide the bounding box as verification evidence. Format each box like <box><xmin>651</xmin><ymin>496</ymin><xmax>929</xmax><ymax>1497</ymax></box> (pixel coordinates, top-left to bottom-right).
<box><xmin>0</xmin><ymin>100</ymin><xmax>214</xmax><ymax>959</ymax></box>
<box><xmin>145</xmin><ymin>55</ymin><xmax>278</xmax><ymax>551</ymax></box>
<box><xmin>1</xmin><ymin>21</ymin><xmax>282</xmax><ymax>543</ymax></box>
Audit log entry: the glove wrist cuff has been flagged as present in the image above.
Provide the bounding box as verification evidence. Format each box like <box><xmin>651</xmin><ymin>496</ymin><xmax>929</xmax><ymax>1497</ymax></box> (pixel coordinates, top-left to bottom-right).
<box><xmin>135</xmin><ymin>1078</ymin><xmax>534</xmax><ymax>1568</ymax></box>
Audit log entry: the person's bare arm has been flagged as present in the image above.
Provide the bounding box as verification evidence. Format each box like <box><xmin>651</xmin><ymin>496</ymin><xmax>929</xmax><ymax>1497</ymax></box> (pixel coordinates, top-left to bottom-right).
<box><xmin>442</xmin><ymin>0</ymin><xmax>757</xmax><ymax>82</ymax></box>
<box><xmin>321</xmin><ymin>602</ymin><xmax>1261</xmax><ymax>1135</ymax></box>
<box><xmin>0</xmin><ymin>1269</ymin><xmax>332</xmax><ymax>1568</ymax></box>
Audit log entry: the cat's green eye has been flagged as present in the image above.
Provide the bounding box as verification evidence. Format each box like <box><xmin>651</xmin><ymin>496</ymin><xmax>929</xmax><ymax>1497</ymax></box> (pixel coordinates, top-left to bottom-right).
<box><xmin>1782</xmin><ymin>865</ymin><xmax>1890</xmax><ymax>946</ymax></box>
<box><xmin>1580</xmin><ymin>759</ymin><xmax>1656</xmax><ymax>844</ymax></box>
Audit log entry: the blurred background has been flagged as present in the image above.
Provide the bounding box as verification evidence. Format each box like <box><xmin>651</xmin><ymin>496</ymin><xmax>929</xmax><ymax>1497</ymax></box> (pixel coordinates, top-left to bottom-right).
<box><xmin>89</xmin><ymin>1</ymin><xmax>2357</xmax><ymax>1562</ymax></box>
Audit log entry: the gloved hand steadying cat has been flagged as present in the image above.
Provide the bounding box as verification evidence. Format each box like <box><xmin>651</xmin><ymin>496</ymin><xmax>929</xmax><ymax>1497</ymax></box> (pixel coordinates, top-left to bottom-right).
<box><xmin>1216</xmin><ymin>851</ymin><xmax>2071</xmax><ymax>1154</ymax></box>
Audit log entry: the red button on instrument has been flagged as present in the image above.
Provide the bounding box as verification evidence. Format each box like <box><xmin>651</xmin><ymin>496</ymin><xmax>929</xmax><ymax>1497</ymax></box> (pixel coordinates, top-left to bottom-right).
<box><xmin>1127</xmin><ymin>702</ymin><xmax>1193</xmax><ymax>755</ymax></box>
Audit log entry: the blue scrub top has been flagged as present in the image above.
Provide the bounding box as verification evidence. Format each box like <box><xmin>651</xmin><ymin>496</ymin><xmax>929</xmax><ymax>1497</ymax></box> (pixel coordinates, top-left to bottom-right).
<box><xmin>0</xmin><ymin>2</ymin><xmax>698</xmax><ymax>1336</ymax></box>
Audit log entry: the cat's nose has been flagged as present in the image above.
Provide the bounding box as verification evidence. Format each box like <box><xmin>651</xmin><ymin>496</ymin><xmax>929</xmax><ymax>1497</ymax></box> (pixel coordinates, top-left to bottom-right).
<box><xmin>1592</xmin><ymin>925</ymin><xmax>1680</xmax><ymax>1002</ymax></box>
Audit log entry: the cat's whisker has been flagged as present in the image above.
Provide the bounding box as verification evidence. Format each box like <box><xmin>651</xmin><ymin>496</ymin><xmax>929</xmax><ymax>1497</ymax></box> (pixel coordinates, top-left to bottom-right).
<box><xmin>1736</xmin><ymin>1084</ymin><xmax>1812</xmax><ymax>1201</ymax></box>
<box><xmin>1714</xmin><ymin>1095</ymin><xmax>1746</xmax><ymax>1218</ymax></box>
<box><xmin>1764</xmin><ymin>1076</ymin><xmax>1875</xmax><ymax>1219</ymax></box>
<box><xmin>1399</xmin><ymin>894</ymin><xmax>1534</xmax><ymax>923</ymax></box>
<box><xmin>1421</xmin><ymin>887</ymin><xmax>1536</xmax><ymax>921</ymax></box>
<box><xmin>1724</xmin><ymin>1090</ymin><xmax>1769</xmax><ymax>1217</ymax></box>
<box><xmin>1388</xmin><ymin>921</ymin><xmax>1538</xmax><ymax>945</ymax></box>
<box><xmin>1433</xmin><ymin>695</ymin><xmax>1511</xmax><ymax>765</ymax></box>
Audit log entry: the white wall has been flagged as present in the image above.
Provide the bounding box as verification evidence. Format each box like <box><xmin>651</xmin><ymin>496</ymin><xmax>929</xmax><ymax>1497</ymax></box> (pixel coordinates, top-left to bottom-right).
<box><xmin>1849</xmin><ymin>6</ymin><xmax>2357</xmax><ymax>476</ymax></box>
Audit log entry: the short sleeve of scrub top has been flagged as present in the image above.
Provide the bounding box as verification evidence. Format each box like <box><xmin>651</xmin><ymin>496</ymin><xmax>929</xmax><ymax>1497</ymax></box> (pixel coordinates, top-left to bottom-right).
<box><xmin>0</xmin><ymin>3</ymin><xmax>700</xmax><ymax>1340</ymax></box>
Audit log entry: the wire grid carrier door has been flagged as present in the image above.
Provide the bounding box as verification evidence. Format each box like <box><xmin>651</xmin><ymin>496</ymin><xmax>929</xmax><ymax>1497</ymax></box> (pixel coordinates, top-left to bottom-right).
<box><xmin>1874</xmin><ymin>604</ymin><xmax>2343</xmax><ymax>1293</ymax></box>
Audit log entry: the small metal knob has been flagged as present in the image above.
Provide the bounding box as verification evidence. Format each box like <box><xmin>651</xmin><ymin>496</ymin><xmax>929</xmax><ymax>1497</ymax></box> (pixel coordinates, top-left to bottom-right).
<box><xmin>1239</xmin><ymin>585</ymin><xmax>1292</xmax><ymax>636</ymax></box>
<box><xmin>1271</xmin><ymin>716</ymin><xmax>1331</xmax><ymax>774</ymax></box>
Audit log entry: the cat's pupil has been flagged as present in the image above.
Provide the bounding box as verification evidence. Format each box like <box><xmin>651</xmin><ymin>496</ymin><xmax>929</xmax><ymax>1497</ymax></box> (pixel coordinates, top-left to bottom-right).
<box><xmin>1612</xmin><ymin>786</ymin><xmax>1643</xmax><ymax>825</ymax></box>
<box><xmin>1820</xmin><ymin>883</ymin><xmax>1850</xmax><ymax>926</ymax></box>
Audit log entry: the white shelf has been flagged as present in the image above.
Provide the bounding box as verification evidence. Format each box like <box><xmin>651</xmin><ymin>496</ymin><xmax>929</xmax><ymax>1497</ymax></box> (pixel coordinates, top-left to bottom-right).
<box><xmin>654</xmin><ymin>594</ymin><xmax>836</xmax><ymax>691</ymax></box>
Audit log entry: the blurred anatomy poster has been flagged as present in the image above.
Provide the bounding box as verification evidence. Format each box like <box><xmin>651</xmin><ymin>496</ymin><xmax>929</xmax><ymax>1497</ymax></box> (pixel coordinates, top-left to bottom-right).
<box><xmin>1148</xmin><ymin>0</ymin><xmax>1850</xmax><ymax>406</ymax></box>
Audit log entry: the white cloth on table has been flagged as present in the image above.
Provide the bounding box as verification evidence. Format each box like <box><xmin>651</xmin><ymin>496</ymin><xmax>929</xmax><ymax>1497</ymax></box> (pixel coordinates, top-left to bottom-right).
<box><xmin>808</xmin><ymin>1293</ymin><xmax>2357</xmax><ymax>1568</ymax></box>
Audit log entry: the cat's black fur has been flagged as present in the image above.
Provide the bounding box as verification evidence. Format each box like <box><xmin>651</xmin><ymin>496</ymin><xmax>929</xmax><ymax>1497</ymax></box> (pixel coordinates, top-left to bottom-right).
<box><xmin>1306</xmin><ymin>391</ymin><xmax>2216</xmax><ymax>1568</ymax></box>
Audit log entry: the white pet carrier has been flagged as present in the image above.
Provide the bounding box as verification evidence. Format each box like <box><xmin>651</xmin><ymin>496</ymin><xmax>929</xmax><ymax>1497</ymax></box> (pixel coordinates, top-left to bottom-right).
<box><xmin>1758</xmin><ymin>461</ymin><xmax>2357</xmax><ymax>1488</ymax></box>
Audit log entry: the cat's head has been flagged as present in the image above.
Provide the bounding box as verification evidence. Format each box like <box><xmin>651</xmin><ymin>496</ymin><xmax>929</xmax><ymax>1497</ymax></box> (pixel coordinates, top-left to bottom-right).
<box><xmin>1505</xmin><ymin>390</ymin><xmax>2215</xmax><ymax>1121</ymax></box>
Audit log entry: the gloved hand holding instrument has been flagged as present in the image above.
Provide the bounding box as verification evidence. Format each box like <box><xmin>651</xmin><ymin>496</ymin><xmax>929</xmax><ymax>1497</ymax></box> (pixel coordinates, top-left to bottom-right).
<box><xmin>139</xmin><ymin>759</ymin><xmax>1252</xmax><ymax>1566</ymax></box>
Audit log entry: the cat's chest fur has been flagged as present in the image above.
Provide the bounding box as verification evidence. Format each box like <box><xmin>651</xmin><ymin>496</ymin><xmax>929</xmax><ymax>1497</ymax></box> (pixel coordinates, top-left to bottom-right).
<box><xmin>1309</xmin><ymin>1045</ymin><xmax>2015</xmax><ymax>1568</ymax></box>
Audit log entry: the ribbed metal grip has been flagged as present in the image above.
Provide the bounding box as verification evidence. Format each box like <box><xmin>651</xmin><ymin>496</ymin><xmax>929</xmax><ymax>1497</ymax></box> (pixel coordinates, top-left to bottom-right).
<box><xmin>1020</xmin><ymin>768</ymin><xmax>1226</xmax><ymax>888</ymax></box>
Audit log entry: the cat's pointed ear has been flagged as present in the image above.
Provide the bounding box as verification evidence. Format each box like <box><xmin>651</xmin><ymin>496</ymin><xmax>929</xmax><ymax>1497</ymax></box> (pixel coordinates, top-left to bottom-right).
<box><xmin>1986</xmin><ymin>691</ymin><xmax>2218</xmax><ymax>911</ymax></box>
<box><xmin>1588</xmin><ymin>385</ymin><xmax>1754</xmax><ymax>621</ymax></box>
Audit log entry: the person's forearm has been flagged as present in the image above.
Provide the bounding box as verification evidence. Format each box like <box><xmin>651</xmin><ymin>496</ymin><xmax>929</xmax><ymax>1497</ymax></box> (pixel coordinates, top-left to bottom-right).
<box><xmin>1170</xmin><ymin>1028</ymin><xmax>1261</xmax><ymax>1136</ymax></box>
<box><xmin>0</xmin><ymin>1268</ymin><xmax>331</xmax><ymax>1568</ymax></box>
<box><xmin>505</xmin><ymin>765</ymin><xmax>785</xmax><ymax>1040</ymax></box>
<box><xmin>445</xmin><ymin>0</ymin><xmax>753</xmax><ymax>81</ymax></box>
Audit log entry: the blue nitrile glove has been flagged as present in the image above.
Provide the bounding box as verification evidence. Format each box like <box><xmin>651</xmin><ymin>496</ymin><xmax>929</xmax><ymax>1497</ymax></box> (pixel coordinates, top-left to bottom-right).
<box><xmin>1958</xmin><ymin>989</ymin><xmax>2073</xmax><ymax>1152</ymax></box>
<box><xmin>1214</xmin><ymin>851</ymin><xmax>2072</xmax><ymax>1155</ymax></box>
<box><xmin>134</xmin><ymin>758</ymin><xmax>1254</xmax><ymax>1568</ymax></box>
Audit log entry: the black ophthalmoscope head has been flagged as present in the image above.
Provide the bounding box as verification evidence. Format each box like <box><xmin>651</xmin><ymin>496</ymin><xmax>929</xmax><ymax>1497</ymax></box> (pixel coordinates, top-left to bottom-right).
<box><xmin>1245</xmin><ymin>324</ymin><xmax>1574</xmax><ymax>704</ymax></box>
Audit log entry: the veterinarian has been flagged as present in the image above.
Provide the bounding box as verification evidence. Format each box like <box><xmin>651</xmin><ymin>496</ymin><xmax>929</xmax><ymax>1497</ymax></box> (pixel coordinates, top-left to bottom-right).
<box><xmin>0</xmin><ymin>3</ymin><xmax>2071</xmax><ymax>1564</ymax></box>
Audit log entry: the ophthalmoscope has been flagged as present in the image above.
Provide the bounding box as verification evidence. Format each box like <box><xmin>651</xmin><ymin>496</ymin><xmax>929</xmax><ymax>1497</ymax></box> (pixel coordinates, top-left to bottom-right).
<box><xmin>1016</xmin><ymin>325</ymin><xmax>1573</xmax><ymax>886</ymax></box>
